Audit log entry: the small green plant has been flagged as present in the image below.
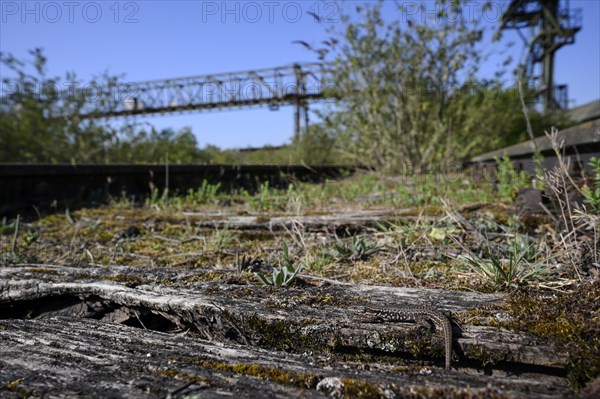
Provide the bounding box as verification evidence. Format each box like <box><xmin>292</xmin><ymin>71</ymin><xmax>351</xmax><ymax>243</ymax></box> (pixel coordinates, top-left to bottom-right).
<box><xmin>496</xmin><ymin>154</ymin><xmax>531</xmax><ymax>201</ymax></box>
<box><xmin>254</xmin><ymin>245</ymin><xmax>304</xmax><ymax>287</ymax></box>
<box><xmin>186</xmin><ymin>180</ymin><xmax>221</xmax><ymax>205</ymax></box>
<box><xmin>108</xmin><ymin>191</ymin><xmax>135</xmax><ymax>208</ymax></box>
<box><xmin>145</xmin><ymin>186</ymin><xmax>170</xmax><ymax>210</ymax></box>
<box><xmin>284</xmin><ymin>184</ymin><xmax>306</xmax><ymax>213</ymax></box>
<box><xmin>301</xmin><ymin>248</ymin><xmax>334</xmax><ymax>273</ymax></box>
<box><xmin>246</xmin><ymin>181</ymin><xmax>279</xmax><ymax>211</ymax></box>
<box><xmin>22</xmin><ymin>229</ymin><xmax>39</xmax><ymax>248</ymax></box>
<box><xmin>331</xmin><ymin>235</ymin><xmax>383</xmax><ymax>261</ymax></box>
<box><xmin>455</xmin><ymin>235</ymin><xmax>551</xmax><ymax>288</ymax></box>
<box><xmin>210</xmin><ymin>225</ymin><xmax>234</xmax><ymax>251</ymax></box>
<box><xmin>582</xmin><ymin>157</ymin><xmax>600</xmax><ymax>213</ymax></box>
<box><xmin>254</xmin><ymin>263</ymin><xmax>304</xmax><ymax>287</ymax></box>
<box><xmin>0</xmin><ymin>251</ymin><xmax>24</xmax><ymax>266</ymax></box>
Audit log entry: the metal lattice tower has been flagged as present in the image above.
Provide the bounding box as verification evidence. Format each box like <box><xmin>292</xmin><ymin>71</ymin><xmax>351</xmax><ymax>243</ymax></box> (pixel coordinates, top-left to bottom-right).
<box><xmin>501</xmin><ymin>0</ymin><xmax>581</xmax><ymax>111</ymax></box>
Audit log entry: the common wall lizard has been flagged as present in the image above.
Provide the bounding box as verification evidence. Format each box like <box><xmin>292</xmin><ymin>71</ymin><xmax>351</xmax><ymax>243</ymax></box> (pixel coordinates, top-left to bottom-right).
<box><xmin>355</xmin><ymin>305</ymin><xmax>453</xmax><ymax>370</ymax></box>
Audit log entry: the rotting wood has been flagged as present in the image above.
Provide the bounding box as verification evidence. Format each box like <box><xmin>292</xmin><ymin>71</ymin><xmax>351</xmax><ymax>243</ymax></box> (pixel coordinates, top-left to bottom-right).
<box><xmin>0</xmin><ymin>264</ymin><xmax>565</xmax><ymax>373</ymax></box>
<box><xmin>0</xmin><ymin>317</ymin><xmax>574</xmax><ymax>398</ymax></box>
<box><xmin>184</xmin><ymin>209</ymin><xmax>438</xmax><ymax>232</ymax></box>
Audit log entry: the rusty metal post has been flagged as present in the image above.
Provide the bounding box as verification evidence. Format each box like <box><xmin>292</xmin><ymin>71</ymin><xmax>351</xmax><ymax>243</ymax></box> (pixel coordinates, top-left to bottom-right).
<box><xmin>293</xmin><ymin>64</ymin><xmax>303</xmax><ymax>142</ymax></box>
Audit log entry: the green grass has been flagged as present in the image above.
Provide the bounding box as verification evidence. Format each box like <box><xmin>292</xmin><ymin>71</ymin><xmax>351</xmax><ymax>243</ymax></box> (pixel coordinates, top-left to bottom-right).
<box><xmin>453</xmin><ymin>235</ymin><xmax>553</xmax><ymax>289</ymax></box>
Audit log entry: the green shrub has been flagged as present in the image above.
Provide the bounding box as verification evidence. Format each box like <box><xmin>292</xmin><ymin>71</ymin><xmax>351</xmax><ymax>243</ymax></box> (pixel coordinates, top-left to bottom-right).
<box><xmin>495</xmin><ymin>154</ymin><xmax>531</xmax><ymax>201</ymax></box>
<box><xmin>582</xmin><ymin>157</ymin><xmax>600</xmax><ymax>212</ymax></box>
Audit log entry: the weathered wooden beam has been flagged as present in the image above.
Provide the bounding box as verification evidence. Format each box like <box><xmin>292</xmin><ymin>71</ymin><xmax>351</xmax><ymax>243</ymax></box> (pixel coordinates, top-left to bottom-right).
<box><xmin>0</xmin><ymin>316</ymin><xmax>573</xmax><ymax>398</ymax></box>
<box><xmin>0</xmin><ymin>265</ymin><xmax>565</xmax><ymax>371</ymax></box>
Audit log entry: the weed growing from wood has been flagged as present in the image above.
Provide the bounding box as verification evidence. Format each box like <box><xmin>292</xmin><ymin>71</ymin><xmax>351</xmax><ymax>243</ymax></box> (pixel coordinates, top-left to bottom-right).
<box><xmin>453</xmin><ymin>235</ymin><xmax>552</xmax><ymax>289</ymax></box>
<box><xmin>331</xmin><ymin>234</ymin><xmax>384</xmax><ymax>262</ymax></box>
<box><xmin>254</xmin><ymin>244</ymin><xmax>304</xmax><ymax>287</ymax></box>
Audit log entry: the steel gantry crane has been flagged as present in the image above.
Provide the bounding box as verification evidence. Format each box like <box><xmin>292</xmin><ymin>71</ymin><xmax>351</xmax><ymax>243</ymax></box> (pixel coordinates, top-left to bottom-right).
<box><xmin>501</xmin><ymin>0</ymin><xmax>581</xmax><ymax>111</ymax></box>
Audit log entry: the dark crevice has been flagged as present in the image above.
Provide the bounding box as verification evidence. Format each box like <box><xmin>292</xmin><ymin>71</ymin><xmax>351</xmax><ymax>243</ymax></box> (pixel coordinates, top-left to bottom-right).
<box><xmin>333</xmin><ymin>345</ymin><xmax>567</xmax><ymax>377</ymax></box>
<box><xmin>0</xmin><ymin>294</ymin><xmax>180</xmax><ymax>334</ymax></box>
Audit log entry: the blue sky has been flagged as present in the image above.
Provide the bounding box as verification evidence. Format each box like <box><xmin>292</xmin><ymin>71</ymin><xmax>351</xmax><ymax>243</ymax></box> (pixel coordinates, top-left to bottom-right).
<box><xmin>1</xmin><ymin>0</ymin><xmax>599</xmax><ymax>149</ymax></box>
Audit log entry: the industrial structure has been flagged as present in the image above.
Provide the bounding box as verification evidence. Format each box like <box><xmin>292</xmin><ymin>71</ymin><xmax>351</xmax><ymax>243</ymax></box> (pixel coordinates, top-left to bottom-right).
<box><xmin>72</xmin><ymin>63</ymin><xmax>332</xmax><ymax>142</ymax></box>
<box><xmin>501</xmin><ymin>0</ymin><xmax>581</xmax><ymax>111</ymax></box>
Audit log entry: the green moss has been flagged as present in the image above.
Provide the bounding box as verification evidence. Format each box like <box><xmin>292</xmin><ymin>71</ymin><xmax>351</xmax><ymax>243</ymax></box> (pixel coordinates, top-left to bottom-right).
<box><xmin>71</xmin><ymin>272</ymin><xmax>93</xmax><ymax>280</ymax></box>
<box><xmin>237</xmin><ymin>231</ymin><xmax>275</xmax><ymax>242</ymax></box>
<box><xmin>6</xmin><ymin>378</ymin><xmax>23</xmax><ymax>390</ymax></box>
<box><xmin>160</xmin><ymin>277</ymin><xmax>174</xmax><ymax>285</ymax></box>
<box><xmin>179</xmin><ymin>271</ymin><xmax>225</xmax><ymax>283</ymax></box>
<box><xmin>27</xmin><ymin>268</ymin><xmax>59</xmax><ymax>275</ymax></box>
<box><xmin>255</xmin><ymin>215</ymin><xmax>271</xmax><ymax>223</ymax></box>
<box><xmin>391</xmin><ymin>385</ymin><xmax>512</xmax><ymax>399</ymax></box>
<box><xmin>196</xmin><ymin>360</ymin><xmax>319</xmax><ymax>388</ymax></box>
<box><xmin>487</xmin><ymin>205</ymin><xmax>512</xmax><ymax>226</ymax></box>
<box><xmin>503</xmin><ymin>281</ymin><xmax>600</xmax><ymax>388</ymax></box>
<box><xmin>35</xmin><ymin>213</ymin><xmax>66</xmax><ymax>226</ymax></box>
<box><xmin>389</xmin><ymin>364</ymin><xmax>423</xmax><ymax>373</ymax></box>
<box><xmin>467</xmin><ymin>345</ymin><xmax>497</xmax><ymax>368</ymax></box>
<box><xmin>457</xmin><ymin>305</ymin><xmax>504</xmax><ymax>326</ymax></box>
<box><xmin>96</xmin><ymin>231</ymin><xmax>115</xmax><ymax>242</ymax></box>
<box><xmin>284</xmin><ymin>290</ymin><xmax>351</xmax><ymax>308</ymax></box>
<box><xmin>340</xmin><ymin>378</ymin><xmax>381</xmax><ymax>398</ymax></box>
<box><xmin>242</xmin><ymin>315</ymin><xmax>322</xmax><ymax>352</ymax></box>
<box><xmin>4</xmin><ymin>377</ymin><xmax>35</xmax><ymax>397</ymax></box>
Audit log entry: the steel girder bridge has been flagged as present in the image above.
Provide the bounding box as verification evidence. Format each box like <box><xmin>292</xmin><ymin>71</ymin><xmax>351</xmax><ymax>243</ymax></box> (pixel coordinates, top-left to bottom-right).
<box><xmin>74</xmin><ymin>63</ymin><xmax>334</xmax><ymax>141</ymax></box>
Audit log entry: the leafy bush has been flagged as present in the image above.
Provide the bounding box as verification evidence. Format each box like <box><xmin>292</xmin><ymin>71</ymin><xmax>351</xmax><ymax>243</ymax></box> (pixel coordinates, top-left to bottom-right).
<box><xmin>302</xmin><ymin>1</ymin><xmax>574</xmax><ymax>171</ymax></box>
<box><xmin>495</xmin><ymin>154</ymin><xmax>531</xmax><ymax>201</ymax></box>
<box><xmin>582</xmin><ymin>157</ymin><xmax>600</xmax><ymax>212</ymax></box>
<box><xmin>0</xmin><ymin>50</ymin><xmax>215</xmax><ymax>164</ymax></box>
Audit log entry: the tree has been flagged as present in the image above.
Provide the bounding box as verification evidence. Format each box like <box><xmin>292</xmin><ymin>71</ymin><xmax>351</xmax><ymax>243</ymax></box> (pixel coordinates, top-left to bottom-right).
<box><xmin>0</xmin><ymin>50</ymin><xmax>207</xmax><ymax>164</ymax></box>
<box><xmin>309</xmin><ymin>0</ymin><xmax>567</xmax><ymax>171</ymax></box>
<box><xmin>311</xmin><ymin>1</ymin><xmax>485</xmax><ymax>170</ymax></box>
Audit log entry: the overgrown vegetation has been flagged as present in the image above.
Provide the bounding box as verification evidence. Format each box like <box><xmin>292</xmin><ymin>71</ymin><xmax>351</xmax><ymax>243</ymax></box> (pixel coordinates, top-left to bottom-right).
<box><xmin>582</xmin><ymin>157</ymin><xmax>600</xmax><ymax>213</ymax></box>
<box><xmin>305</xmin><ymin>0</ymin><xmax>572</xmax><ymax>171</ymax></box>
<box><xmin>1</xmin><ymin>1</ymin><xmax>573</xmax><ymax>166</ymax></box>
<box><xmin>1</xmin><ymin>158</ymin><xmax>598</xmax><ymax>386</ymax></box>
<box><xmin>454</xmin><ymin>235</ymin><xmax>551</xmax><ymax>289</ymax></box>
<box><xmin>0</xmin><ymin>0</ymin><xmax>598</xmax><ymax>390</ymax></box>
<box><xmin>0</xmin><ymin>49</ymin><xmax>338</xmax><ymax>165</ymax></box>
<box><xmin>495</xmin><ymin>154</ymin><xmax>531</xmax><ymax>201</ymax></box>
<box><xmin>331</xmin><ymin>234</ymin><xmax>383</xmax><ymax>262</ymax></box>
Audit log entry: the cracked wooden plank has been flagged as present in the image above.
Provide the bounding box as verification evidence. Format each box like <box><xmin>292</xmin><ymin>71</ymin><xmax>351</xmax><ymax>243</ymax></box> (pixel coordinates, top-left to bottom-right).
<box><xmin>0</xmin><ymin>317</ymin><xmax>574</xmax><ymax>398</ymax></box>
<box><xmin>184</xmin><ymin>209</ymin><xmax>432</xmax><ymax>232</ymax></box>
<box><xmin>0</xmin><ymin>265</ymin><xmax>566</xmax><ymax>373</ymax></box>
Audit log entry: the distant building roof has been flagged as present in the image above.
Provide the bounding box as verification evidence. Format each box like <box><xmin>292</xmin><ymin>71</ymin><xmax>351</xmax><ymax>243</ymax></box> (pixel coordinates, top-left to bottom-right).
<box><xmin>567</xmin><ymin>99</ymin><xmax>600</xmax><ymax>124</ymax></box>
